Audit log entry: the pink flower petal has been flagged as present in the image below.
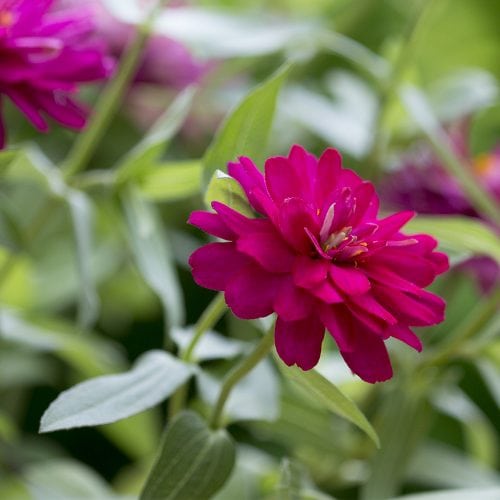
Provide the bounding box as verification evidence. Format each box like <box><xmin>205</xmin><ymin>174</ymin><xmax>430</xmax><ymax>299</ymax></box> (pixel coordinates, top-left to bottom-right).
<box><xmin>293</xmin><ymin>256</ymin><xmax>329</xmax><ymax>289</ymax></box>
<box><xmin>372</xmin><ymin>211</ymin><xmax>415</xmax><ymax>239</ymax></box>
<box><xmin>188</xmin><ymin>211</ymin><xmax>235</xmax><ymax>241</ymax></box>
<box><xmin>189</xmin><ymin>242</ymin><xmax>250</xmax><ymax>291</ymax></box>
<box><xmin>274</xmin><ymin>276</ymin><xmax>314</xmax><ymax>321</ymax></box>
<box><xmin>329</xmin><ymin>264</ymin><xmax>371</xmax><ymax>295</ymax></box>
<box><xmin>275</xmin><ymin>315</ymin><xmax>325</xmax><ymax>370</ymax></box>
<box><xmin>265</xmin><ymin>155</ymin><xmax>303</xmax><ymax>204</ymax></box>
<box><xmin>340</xmin><ymin>329</ymin><xmax>393</xmax><ymax>383</ymax></box>
<box><xmin>236</xmin><ymin>223</ymin><xmax>295</xmax><ymax>273</ymax></box>
<box><xmin>225</xmin><ymin>264</ymin><xmax>282</xmax><ymax>319</ymax></box>
<box><xmin>278</xmin><ymin>198</ymin><xmax>318</xmax><ymax>253</ymax></box>
<box><xmin>212</xmin><ymin>201</ymin><xmax>264</xmax><ymax>235</ymax></box>
<box><xmin>315</xmin><ymin>148</ymin><xmax>342</xmax><ymax>207</ymax></box>
<box><xmin>319</xmin><ymin>303</ymin><xmax>356</xmax><ymax>352</ymax></box>
<box><xmin>387</xmin><ymin>324</ymin><xmax>422</xmax><ymax>352</ymax></box>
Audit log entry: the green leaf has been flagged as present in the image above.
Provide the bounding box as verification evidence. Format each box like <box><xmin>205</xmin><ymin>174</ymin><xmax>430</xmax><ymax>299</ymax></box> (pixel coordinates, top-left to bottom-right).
<box><xmin>40</xmin><ymin>350</ymin><xmax>193</xmax><ymax>432</ymax></box>
<box><xmin>197</xmin><ymin>359</ymin><xmax>279</xmax><ymax>423</ymax></box>
<box><xmin>172</xmin><ymin>326</ymin><xmax>247</xmax><ymax>362</ymax></box>
<box><xmin>66</xmin><ymin>189</ymin><xmax>100</xmax><ymax>328</ymax></box>
<box><xmin>203</xmin><ymin>62</ymin><xmax>292</xmax><ymax>186</ymax></box>
<box><xmin>392</xmin><ymin>488</ymin><xmax>500</xmax><ymax>500</ymax></box>
<box><xmin>0</xmin><ymin>149</ymin><xmax>18</xmax><ymax>175</ymax></box>
<box><xmin>204</xmin><ymin>170</ymin><xmax>253</xmax><ymax>216</ymax></box>
<box><xmin>406</xmin><ymin>442</ymin><xmax>500</xmax><ymax>488</ymax></box>
<box><xmin>23</xmin><ymin>459</ymin><xmax>123</xmax><ymax>500</ymax></box>
<box><xmin>139</xmin><ymin>160</ymin><xmax>202</xmax><ymax>202</ymax></box>
<box><xmin>405</xmin><ymin>215</ymin><xmax>500</xmax><ymax>265</ymax></box>
<box><xmin>123</xmin><ymin>189</ymin><xmax>184</xmax><ymax>330</ymax></box>
<box><xmin>281</xmin><ymin>364</ymin><xmax>379</xmax><ymax>447</ymax></box>
<box><xmin>116</xmin><ymin>86</ymin><xmax>196</xmax><ymax>183</ymax></box>
<box><xmin>140</xmin><ymin>411</ymin><xmax>235</xmax><ymax>500</ymax></box>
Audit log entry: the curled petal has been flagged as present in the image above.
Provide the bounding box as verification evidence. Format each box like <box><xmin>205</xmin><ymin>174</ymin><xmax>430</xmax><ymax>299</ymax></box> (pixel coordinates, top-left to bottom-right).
<box><xmin>188</xmin><ymin>211</ymin><xmax>235</xmax><ymax>240</ymax></box>
<box><xmin>329</xmin><ymin>264</ymin><xmax>371</xmax><ymax>295</ymax></box>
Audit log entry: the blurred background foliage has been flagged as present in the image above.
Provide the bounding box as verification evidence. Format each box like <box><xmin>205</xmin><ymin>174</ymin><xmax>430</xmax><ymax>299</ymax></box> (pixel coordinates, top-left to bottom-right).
<box><xmin>0</xmin><ymin>0</ymin><xmax>499</xmax><ymax>498</ymax></box>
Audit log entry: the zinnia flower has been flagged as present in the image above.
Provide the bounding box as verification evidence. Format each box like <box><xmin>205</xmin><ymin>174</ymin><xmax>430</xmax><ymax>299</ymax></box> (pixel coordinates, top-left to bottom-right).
<box><xmin>0</xmin><ymin>0</ymin><xmax>113</xmax><ymax>148</ymax></box>
<box><xmin>188</xmin><ymin>145</ymin><xmax>449</xmax><ymax>383</ymax></box>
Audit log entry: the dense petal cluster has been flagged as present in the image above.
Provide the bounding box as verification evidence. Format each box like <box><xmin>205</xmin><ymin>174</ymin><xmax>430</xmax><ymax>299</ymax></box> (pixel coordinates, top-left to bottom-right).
<box><xmin>0</xmin><ymin>0</ymin><xmax>113</xmax><ymax>148</ymax></box>
<box><xmin>189</xmin><ymin>146</ymin><xmax>449</xmax><ymax>383</ymax></box>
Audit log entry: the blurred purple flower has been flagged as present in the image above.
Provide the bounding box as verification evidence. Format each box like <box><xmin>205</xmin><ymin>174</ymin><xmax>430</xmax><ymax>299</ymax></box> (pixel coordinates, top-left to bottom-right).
<box><xmin>88</xmin><ymin>0</ymin><xmax>207</xmax><ymax>90</ymax></box>
<box><xmin>189</xmin><ymin>145</ymin><xmax>448</xmax><ymax>383</ymax></box>
<box><xmin>381</xmin><ymin>127</ymin><xmax>500</xmax><ymax>291</ymax></box>
<box><xmin>0</xmin><ymin>0</ymin><xmax>113</xmax><ymax>148</ymax></box>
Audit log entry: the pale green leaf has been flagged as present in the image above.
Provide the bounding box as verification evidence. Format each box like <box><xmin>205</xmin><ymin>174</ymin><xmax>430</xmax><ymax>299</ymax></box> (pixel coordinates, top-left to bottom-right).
<box><xmin>139</xmin><ymin>160</ymin><xmax>202</xmax><ymax>202</ymax></box>
<box><xmin>123</xmin><ymin>189</ymin><xmax>184</xmax><ymax>329</ymax></box>
<box><xmin>392</xmin><ymin>488</ymin><xmax>500</xmax><ymax>500</ymax></box>
<box><xmin>203</xmin><ymin>62</ymin><xmax>292</xmax><ymax>185</ymax></box>
<box><xmin>204</xmin><ymin>170</ymin><xmax>253</xmax><ymax>216</ymax></box>
<box><xmin>116</xmin><ymin>87</ymin><xmax>196</xmax><ymax>183</ymax></box>
<box><xmin>140</xmin><ymin>411</ymin><xmax>235</xmax><ymax>500</ymax></box>
<box><xmin>405</xmin><ymin>216</ymin><xmax>500</xmax><ymax>264</ymax></box>
<box><xmin>40</xmin><ymin>350</ymin><xmax>193</xmax><ymax>432</ymax></box>
<box><xmin>281</xmin><ymin>364</ymin><xmax>379</xmax><ymax>447</ymax></box>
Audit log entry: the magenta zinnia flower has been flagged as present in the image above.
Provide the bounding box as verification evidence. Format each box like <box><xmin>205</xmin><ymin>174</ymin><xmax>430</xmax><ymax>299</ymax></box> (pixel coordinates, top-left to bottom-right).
<box><xmin>0</xmin><ymin>0</ymin><xmax>113</xmax><ymax>148</ymax></box>
<box><xmin>189</xmin><ymin>146</ymin><xmax>448</xmax><ymax>383</ymax></box>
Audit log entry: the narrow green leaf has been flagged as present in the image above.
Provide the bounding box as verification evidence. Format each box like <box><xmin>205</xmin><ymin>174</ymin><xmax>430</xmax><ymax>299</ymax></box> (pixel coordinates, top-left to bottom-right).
<box><xmin>40</xmin><ymin>350</ymin><xmax>193</xmax><ymax>432</ymax></box>
<box><xmin>139</xmin><ymin>160</ymin><xmax>202</xmax><ymax>201</ymax></box>
<box><xmin>203</xmin><ymin>62</ymin><xmax>292</xmax><ymax>185</ymax></box>
<box><xmin>281</xmin><ymin>364</ymin><xmax>379</xmax><ymax>447</ymax></box>
<box><xmin>66</xmin><ymin>190</ymin><xmax>100</xmax><ymax>328</ymax></box>
<box><xmin>123</xmin><ymin>189</ymin><xmax>184</xmax><ymax>329</ymax></box>
<box><xmin>204</xmin><ymin>170</ymin><xmax>254</xmax><ymax>216</ymax></box>
<box><xmin>140</xmin><ymin>411</ymin><xmax>235</xmax><ymax>500</ymax></box>
<box><xmin>405</xmin><ymin>215</ymin><xmax>500</xmax><ymax>264</ymax></box>
<box><xmin>116</xmin><ymin>86</ymin><xmax>196</xmax><ymax>183</ymax></box>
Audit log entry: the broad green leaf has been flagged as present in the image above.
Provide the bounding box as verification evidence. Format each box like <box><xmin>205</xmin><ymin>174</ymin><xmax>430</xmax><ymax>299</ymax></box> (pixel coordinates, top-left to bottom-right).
<box><xmin>139</xmin><ymin>160</ymin><xmax>202</xmax><ymax>202</ymax></box>
<box><xmin>281</xmin><ymin>364</ymin><xmax>379</xmax><ymax>447</ymax></box>
<box><xmin>204</xmin><ymin>170</ymin><xmax>253</xmax><ymax>216</ymax></box>
<box><xmin>0</xmin><ymin>149</ymin><xmax>17</xmax><ymax>174</ymax></box>
<box><xmin>362</xmin><ymin>390</ymin><xmax>431</xmax><ymax>500</ymax></box>
<box><xmin>405</xmin><ymin>216</ymin><xmax>500</xmax><ymax>265</ymax></box>
<box><xmin>172</xmin><ymin>326</ymin><xmax>246</xmax><ymax>362</ymax></box>
<box><xmin>40</xmin><ymin>350</ymin><xmax>193</xmax><ymax>432</ymax></box>
<box><xmin>197</xmin><ymin>359</ymin><xmax>279</xmax><ymax>423</ymax></box>
<box><xmin>392</xmin><ymin>488</ymin><xmax>500</xmax><ymax>500</ymax></box>
<box><xmin>406</xmin><ymin>442</ymin><xmax>500</xmax><ymax>488</ymax></box>
<box><xmin>140</xmin><ymin>411</ymin><xmax>235</xmax><ymax>500</ymax></box>
<box><xmin>203</xmin><ymin>62</ymin><xmax>292</xmax><ymax>185</ymax></box>
<box><xmin>123</xmin><ymin>189</ymin><xmax>184</xmax><ymax>330</ymax></box>
<box><xmin>66</xmin><ymin>189</ymin><xmax>100</xmax><ymax>328</ymax></box>
<box><xmin>23</xmin><ymin>459</ymin><xmax>125</xmax><ymax>500</ymax></box>
<box><xmin>116</xmin><ymin>87</ymin><xmax>196</xmax><ymax>183</ymax></box>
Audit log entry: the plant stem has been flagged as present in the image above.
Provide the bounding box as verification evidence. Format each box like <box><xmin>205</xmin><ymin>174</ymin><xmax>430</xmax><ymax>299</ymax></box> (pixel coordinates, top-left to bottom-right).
<box><xmin>168</xmin><ymin>293</ymin><xmax>227</xmax><ymax>418</ymax></box>
<box><xmin>63</xmin><ymin>3</ymin><xmax>164</xmax><ymax>178</ymax></box>
<box><xmin>209</xmin><ymin>326</ymin><xmax>275</xmax><ymax>429</ymax></box>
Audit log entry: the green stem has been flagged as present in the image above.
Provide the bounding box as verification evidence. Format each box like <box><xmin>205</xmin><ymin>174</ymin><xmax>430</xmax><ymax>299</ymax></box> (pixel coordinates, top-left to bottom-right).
<box><xmin>182</xmin><ymin>293</ymin><xmax>226</xmax><ymax>362</ymax></box>
<box><xmin>63</xmin><ymin>3</ymin><xmax>165</xmax><ymax>178</ymax></box>
<box><xmin>209</xmin><ymin>326</ymin><xmax>275</xmax><ymax>429</ymax></box>
<box><xmin>168</xmin><ymin>293</ymin><xmax>227</xmax><ymax>418</ymax></box>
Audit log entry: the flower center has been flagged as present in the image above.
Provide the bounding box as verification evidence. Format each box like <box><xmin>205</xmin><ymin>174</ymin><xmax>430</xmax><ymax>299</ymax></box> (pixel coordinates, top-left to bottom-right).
<box><xmin>322</xmin><ymin>226</ymin><xmax>352</xmax><ymax>252</ymax></box>
<box><xmin>0</xmin><ymin>10</ymin><xmax>13</xmax><ymax>28</ymax></box>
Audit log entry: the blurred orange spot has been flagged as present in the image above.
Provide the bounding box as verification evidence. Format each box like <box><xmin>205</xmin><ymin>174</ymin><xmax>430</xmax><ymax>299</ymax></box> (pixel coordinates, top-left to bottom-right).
<box><xmin>0</xmin><ymin>10</ymin><xmax>14</xmax><ymax>27</ymax></box>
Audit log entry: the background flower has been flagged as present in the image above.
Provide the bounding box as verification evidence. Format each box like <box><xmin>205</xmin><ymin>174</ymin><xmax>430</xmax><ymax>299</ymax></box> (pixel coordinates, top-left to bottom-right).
<box><xmin>189</xmin><ymin>145</ymin><xmax>449</xmax><ymax>383</ymax></box>
<box><xmin>0</xmin><ymin>0</ymin><xmax>113</xmax><ymax>148</ymax></box>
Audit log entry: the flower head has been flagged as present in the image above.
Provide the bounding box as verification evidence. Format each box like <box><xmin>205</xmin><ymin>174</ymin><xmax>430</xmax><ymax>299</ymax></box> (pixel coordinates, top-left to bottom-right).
<box><xmin>0</xmin><ymin>0</ymin><xmax>113</xmax><ymax>148</ymax></box>
<box><xmin>189</xmin><ymin>146</ymin><xmax>449</xmax><ymax>383</ymax></box>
